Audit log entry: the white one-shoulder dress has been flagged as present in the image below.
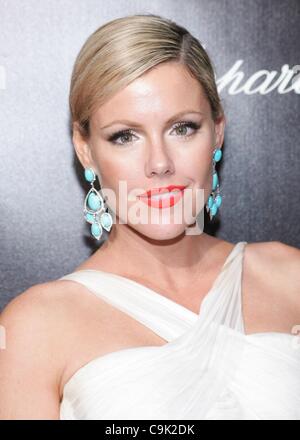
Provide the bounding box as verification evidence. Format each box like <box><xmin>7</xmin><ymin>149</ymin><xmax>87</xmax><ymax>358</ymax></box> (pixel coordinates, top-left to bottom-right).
<box><xmin>58</xmin><ymin>241</ymin><xmax>300</xmax><ymax>420</ymax></box>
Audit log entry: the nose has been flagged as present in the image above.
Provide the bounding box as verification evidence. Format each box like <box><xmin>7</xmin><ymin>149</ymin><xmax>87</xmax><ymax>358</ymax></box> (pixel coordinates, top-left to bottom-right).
<box><xmin>145</xmin><ymin>140</ymin><xmax>175</xmax><ymax>178</ymax></box>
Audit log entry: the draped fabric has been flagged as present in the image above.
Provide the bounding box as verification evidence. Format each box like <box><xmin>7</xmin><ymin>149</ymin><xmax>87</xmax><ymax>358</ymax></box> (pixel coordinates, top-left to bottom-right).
<box><xmin>58</xmin><ymin>242</ymin><xmax>300</xmax><ymax>420</ymax></box>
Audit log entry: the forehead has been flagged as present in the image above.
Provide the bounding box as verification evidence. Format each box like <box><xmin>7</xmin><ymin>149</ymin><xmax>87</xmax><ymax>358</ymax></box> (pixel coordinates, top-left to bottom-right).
<box><xmin>92</xmin><ymin>62</ymin><xmax>211</xmax><ymax>124</ymax></box>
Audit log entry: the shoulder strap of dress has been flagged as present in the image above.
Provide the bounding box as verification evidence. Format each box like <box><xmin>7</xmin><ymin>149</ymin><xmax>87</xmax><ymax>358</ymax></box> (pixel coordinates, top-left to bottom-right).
<box><xmin>198</xmin><ymin>241</ymin><xmax>247</xmax><ymax>334</ymax></box>
<box><xmin>58</xmin><ymin>241</ymin><xmax>247</xmax><ymax>341</ymax></box>
<box><xmin>58</xmin><ymin>268</ymin><xmax>199</xmax><ymax>342</ymax></box>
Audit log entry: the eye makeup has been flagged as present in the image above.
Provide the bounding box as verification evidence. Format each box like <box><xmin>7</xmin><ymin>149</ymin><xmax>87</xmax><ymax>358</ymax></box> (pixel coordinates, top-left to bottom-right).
<box><xmin>106</xmin><ymin>120</ymin><xmax>201</xmax><ymax>146</ymax></box>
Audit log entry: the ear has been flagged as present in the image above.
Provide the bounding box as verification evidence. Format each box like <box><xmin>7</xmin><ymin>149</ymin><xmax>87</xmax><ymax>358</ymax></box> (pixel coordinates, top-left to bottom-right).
<box><xmin>72</xmin><ymin>121</ymin><xmax>97</xmax><ymax>170</ymax></box>
<box><xmin>214</xmin><ymin>113</ymin><xmax>226</xmax><ymax>148</ymax></box>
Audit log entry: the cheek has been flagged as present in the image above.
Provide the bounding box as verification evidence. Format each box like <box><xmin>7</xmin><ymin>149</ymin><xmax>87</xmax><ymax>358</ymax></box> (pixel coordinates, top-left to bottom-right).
<box><xmin>182</xmin><ymin>148</ymin><xmax>212</xmax><ymax>184</ymax></box>
<box><xmin>93</xmin><ymin>153</ymin><xmax>128</xmax><ymax>189</ymax></box>
<box><xmin>93</xmin><ymin>155</ymin><xmax>141</xmax><ymax>214</ymax></box>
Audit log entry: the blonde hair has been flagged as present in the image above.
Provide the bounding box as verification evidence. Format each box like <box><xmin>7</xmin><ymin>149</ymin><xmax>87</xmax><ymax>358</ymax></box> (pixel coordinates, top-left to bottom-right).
<box><xmin>69</xmin><ymin>13</ymin><xmax>224</xmax><ymax>139</ymax></box>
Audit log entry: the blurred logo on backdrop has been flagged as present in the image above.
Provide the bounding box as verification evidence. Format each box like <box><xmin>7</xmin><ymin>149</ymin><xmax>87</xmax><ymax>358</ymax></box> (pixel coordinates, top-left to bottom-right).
<box><xmin>217</xmin><ymin>60</ymin><xmax>300</xmax><ymax>94</ymax></box>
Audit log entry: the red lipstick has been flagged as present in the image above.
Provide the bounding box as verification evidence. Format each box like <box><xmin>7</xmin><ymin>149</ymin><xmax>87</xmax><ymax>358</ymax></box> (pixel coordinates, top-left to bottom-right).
<box><xmin>138</xmin><ymin>185</ymin><xmax>187</xmax><ymax>209</ymax></box>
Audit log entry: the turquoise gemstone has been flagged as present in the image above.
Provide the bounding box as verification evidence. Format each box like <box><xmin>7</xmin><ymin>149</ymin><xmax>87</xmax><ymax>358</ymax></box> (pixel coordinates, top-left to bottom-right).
<box><xmin>213</xmin><ymin>149</ymin><xmax>222</xmax><ymax>162</ymax></box>
<box><xmin>91</xmin><ymin>222</ymin><xmax>102</xmax><ymax>239</ymax></box>
<box><xmin>88</xmin><ymin>192</ymin><xmax>102</xmax><ymax>211</ymax></box>
<box><xmin>215</xmin><ymin>194</ymin><xmax>222</xmax><ymax>207</ymax></box>
<box><xmin>208</xmin><ymin>196</ymin><xmax>213</xmax><ymax>209</ymax></box>
<box><xmin>211</xmin><ymin>203</ymin><xmax>218</xmax><ymax>216</ymax></box>
<box><xmin>85</xmin><ymin>212</ymin><xmax>95</xmax><ymax>223</ymax></box>
<box><xmin>212</xmin><ymin>172</ymin><xmax>219</xmax><ymax>190</ymax></box>
<box><xmin>84</xmin><ymin>168</ymin><xmax>95</xmax><ymax>183</ymax></box>
<box><xmin>100</xmin><ymin>212</ymin><xmax>112</xmax><ymax>231</ymax></box>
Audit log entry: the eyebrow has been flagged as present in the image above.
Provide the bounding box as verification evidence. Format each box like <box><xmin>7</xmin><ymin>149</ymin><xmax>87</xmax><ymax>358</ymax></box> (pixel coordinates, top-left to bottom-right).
<box><xmin>99</xmin><ymin>110</ymin><xmax>204</xmax><ymax>130</ymax></box>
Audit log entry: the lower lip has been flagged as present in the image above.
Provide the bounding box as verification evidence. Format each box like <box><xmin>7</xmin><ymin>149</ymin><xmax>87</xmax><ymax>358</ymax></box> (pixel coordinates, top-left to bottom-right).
<box><xmin>138</xmin><ymin>189</ymin><xmax>185</xmax><ymax>209</ymax></box>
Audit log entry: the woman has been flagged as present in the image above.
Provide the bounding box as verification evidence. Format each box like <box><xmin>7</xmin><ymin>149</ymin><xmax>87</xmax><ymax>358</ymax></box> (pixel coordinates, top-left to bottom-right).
<box><xmin>0</xmin><ymin>14</ymin><xmax>299</xmax><ymax>420</ymax></box>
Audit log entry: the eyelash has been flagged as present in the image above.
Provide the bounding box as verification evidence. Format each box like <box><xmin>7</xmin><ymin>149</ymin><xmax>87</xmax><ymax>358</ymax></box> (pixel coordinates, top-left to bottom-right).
<box><xmin>107</xmin><ymin>121</ymin><xmax>201</xmax><ymax>146</ymax></box>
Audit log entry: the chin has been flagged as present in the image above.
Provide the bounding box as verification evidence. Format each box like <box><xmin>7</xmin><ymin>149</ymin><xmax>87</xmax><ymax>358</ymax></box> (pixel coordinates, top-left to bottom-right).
<box><xmin>131</xmin><ymin>222</ymin><xmax>191</xmax><ymax>241</ymax></box>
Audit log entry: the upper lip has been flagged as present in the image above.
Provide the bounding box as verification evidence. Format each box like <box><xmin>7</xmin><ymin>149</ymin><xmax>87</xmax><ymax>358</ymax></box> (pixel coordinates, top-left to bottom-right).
<box><xmin>138</xmin><ymin>185</ymin><xmax>187</xmax><ymax>198</ymax></box>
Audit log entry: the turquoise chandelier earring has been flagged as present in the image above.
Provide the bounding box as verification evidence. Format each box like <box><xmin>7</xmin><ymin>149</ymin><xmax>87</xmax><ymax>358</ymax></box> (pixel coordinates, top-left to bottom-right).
<box><xmin>83</xmin><ymin>167</ymin><xmax>113</xmax><ymax>240</ymax></box>
<box><xmin>206</xmin><ymin>147</ymin><xmax>223</xmax><ymax>220</ymax></box>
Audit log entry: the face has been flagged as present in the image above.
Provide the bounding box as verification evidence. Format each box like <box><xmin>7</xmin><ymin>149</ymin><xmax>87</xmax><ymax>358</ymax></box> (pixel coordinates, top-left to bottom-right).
<box><xmin>73</xmin><ymin>61</ymin><xmax>225</xmax><ymax>240</ymax></box>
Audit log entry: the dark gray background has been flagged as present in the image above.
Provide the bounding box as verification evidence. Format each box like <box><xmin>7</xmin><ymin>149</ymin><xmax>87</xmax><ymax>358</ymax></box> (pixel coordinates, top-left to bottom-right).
<box><xmin>0</xmin><ymin>0</ymin><xmax>299</xmax><ymax>310</ymax></box>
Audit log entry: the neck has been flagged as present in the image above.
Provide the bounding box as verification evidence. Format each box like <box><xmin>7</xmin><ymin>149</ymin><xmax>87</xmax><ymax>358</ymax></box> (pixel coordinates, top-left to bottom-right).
<box><xmin>96</xmin><ymin>221</ymin><xmax>218</xmax><ymax>288</ymax></box>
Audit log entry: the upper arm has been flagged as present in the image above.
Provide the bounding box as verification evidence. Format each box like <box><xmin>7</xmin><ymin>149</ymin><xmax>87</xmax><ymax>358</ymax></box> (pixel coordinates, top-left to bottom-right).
<box><xmin>0</xmin><ymin>284</ymin><xmax>64</xmax><ymax>419</ymax></box>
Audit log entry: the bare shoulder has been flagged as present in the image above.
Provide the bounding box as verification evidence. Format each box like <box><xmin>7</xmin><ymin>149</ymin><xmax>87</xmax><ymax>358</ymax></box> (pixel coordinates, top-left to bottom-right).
<box><xmin>0</xmin><ymin>280</ymin><xmax>81</xmax><ymax>419</ymax></box>
<box><xmin>242</xmin><ymin>240</ymin><xmax>300</xmax><ymax>334</ymax></box>
<box><xmin>0</xmin><ymin>278</ymin><xmax>87</xmax><ymax>362</ymax></box>
<box><xmin>0</xmin><ymin>279</ymin><xmax>83</xmax><ymax>332</ymax></box>
<box><xmin>245</xmin><ymin>240</ymin><xmax>300</xmax><ymax>293</ymax></box>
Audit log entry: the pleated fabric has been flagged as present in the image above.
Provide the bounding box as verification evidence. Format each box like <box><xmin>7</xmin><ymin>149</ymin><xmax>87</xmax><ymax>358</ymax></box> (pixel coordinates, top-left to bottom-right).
<box><xmin>58</xmin><ymin>241</ymin><xmax>300</xmax><ymax>420</ymax></box>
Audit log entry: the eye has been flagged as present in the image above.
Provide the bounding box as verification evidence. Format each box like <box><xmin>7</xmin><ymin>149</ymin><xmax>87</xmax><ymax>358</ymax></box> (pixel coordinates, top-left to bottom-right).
<box><xmin>171</xmin><ymin>121</ymin><xmax>201</xmax><ymax>138</ymax></box>
<box><xmin>107</xmin><ymin>129</ymin><xmax>137</xmax><ymax>146</ymax></box>
<box><xmin>107</xmin><ymin>120</ymin><xmax>201</xmax><ymax>146</ymax></box>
